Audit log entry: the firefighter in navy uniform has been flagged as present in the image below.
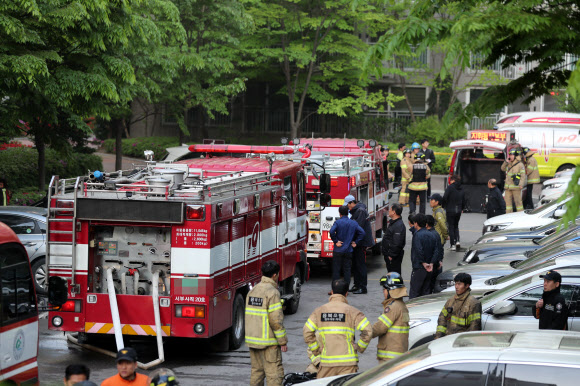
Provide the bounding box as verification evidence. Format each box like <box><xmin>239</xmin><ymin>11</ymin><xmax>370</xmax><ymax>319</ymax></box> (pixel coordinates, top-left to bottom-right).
<box><xmin>245</xmin><ymin>260</ymin><xmax>288</xmax><ymax>386</ymax></box>
<box><xmin>436</xmin><ymin>273</ymin><xmax>482</xmax><ymax>338</ymax></box>
<box><xmin>408</xmin><ymin>152</ymin><xmax>430</xmax><ymax>215</ymax></box>
<box><xmin>303</xmin><ymin>279</ymin><xmax>372</xmax><ymax>379</ymax></box>
<box><xmin>372</xmin><ymin>273</ymin><xmax>409</xmax><ymax>363</ymax></box>
<box><xmin>533</xmin><ymin>270</ymin><xmax>569</xmax><ymax>330</ymax></box>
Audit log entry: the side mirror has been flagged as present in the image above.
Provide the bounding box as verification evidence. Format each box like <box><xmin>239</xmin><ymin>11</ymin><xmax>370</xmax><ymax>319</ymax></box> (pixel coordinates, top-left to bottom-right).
<box><xmin>48</xmin><ymin>276</ymin><xmax>68</xmax><ymax>307</ymax></box>
<box><xmin>319</xmin><ymin>173</ymin><xmax>331</xmax><ymax>194</ymax></box>
<box><xmin>320</xmin><ymin>193</ymin><xmax>332</xmax><ymax>207</ymax></box>
<box><xmin>554</xmin><ymin>209</ymin><xmax>566</xmax><ymax>218</ymax></box>
<box><xmin>492</xmin><ymin>300</ymin><xmax>516</xmax><ymax>316</ymax></box>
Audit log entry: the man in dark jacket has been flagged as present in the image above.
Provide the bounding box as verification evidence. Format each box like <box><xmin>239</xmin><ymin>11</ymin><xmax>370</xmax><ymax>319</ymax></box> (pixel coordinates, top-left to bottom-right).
<box><xmin>409</xmin><ymin>214</ymin><xmax>435</xmax><ymax>299</ymax></box>
<box><xmin>487</xmin><ymin>179</ymin><xmax>506</xmax><ymax>219</ymax></box>
<box><xmin>329</xmin><ymin>205</ymin><xmax>365</xmax><ymax>295</ymax></box>
<box><xmin>382</xmin><ymin>203</ymin><xmax>406</xmax><ymax>275</ymax></box>
<box><xmin>421</xmin><ymin>139</ymin><xmax>436</xmax><ymax>198</ymax></box>
<box><xmin>532</xmin><ymin>270</ymin><xmax>568</xmax><ymax>330</ymax></box>
<box><xmin>426</xmin><ymin>215</ymin><xmax>444</xmax><ymax>294</ymax></box>
<box><xmin>442</xmin><ymin>174</ymin><xmax>465</xmax><ymax>251</ymax></box>
<box><xmin>345</xmin><ymin>195</ymin><xmax>373</xmax><ymax>294</ymax></box>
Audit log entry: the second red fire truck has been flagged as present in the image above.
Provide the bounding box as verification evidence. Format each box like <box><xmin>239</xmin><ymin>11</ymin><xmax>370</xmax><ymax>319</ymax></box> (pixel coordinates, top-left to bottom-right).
<box><xmin>47</xmin><ymin>147</ymin><xmax>308</xmax><ymax>365</ymax></box>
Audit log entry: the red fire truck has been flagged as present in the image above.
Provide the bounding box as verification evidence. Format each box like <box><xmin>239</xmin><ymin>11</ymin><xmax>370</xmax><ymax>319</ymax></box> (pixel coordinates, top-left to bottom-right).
<box><xmin>296</xmin><ymin>138</ymin><xmax>390</xmax><ymax>260</ymax></box>
<box><xmin>47</xmin><ymin>148</ymin><xmax>308</xmax><ymax>365</ymax></box>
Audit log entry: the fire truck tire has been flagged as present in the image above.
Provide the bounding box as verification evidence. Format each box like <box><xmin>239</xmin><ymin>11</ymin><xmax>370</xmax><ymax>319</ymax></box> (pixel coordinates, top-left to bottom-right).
<box><xmin>283</xmin><ymin>269</ymin><xmax>301</xmax><ymax>315</ymax></box>
<box><xmin>229</xmin><ymin>293</ymin><xmax>245</xmax><ymax>350</ymax></box>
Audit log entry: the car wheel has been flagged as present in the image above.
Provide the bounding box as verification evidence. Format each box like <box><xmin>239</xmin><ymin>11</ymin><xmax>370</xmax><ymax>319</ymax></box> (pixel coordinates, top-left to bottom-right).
<box><xmin>31</xmin><ymin>257</ymin><xmax>47</xmax><ymax>295</ymax></box>
<box><xmin>557</xmin><ymin>164</ymin><xmax>575</xmax><ymax>172</ymax></box>
<box><xmin>229</xmin><ymin>293</ymin><xmax>245</xmax><ymax>350</ymax></box>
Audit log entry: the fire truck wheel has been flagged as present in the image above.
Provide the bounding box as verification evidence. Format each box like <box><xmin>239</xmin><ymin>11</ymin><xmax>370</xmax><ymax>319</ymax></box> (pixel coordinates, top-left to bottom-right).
<box><xmin>229</xmin><ymin>293</ymin><xmax>245</xmax><ymax>350</ymax></box>
<box><xmin>283</xmin><ymin>269</ymin><xmax>301</xmax><ymax>315</ymax></box>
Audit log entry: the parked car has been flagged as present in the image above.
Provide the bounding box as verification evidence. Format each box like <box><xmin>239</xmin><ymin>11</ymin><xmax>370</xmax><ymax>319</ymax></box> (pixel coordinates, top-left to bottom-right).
<box><xmin>434</xmin><ymin>237</ymin><xmax>580</xmax><ymax>292</ymax></box>
<box><xmin>408</xmin><ymin>274</ymin><xmax>580</xmax><ymax>350</ymax></box>
<box><xmin>300</xmin><ymin>330</ymin><xmax>580</xmax><ymax>386</ymax></box>
<box><xmin>449</xmin><ymin>257</ymin><xmax>580</xmax><ymax>293</ymax></box>
<box><xmin>462</xmin><ymin>223</ymin><xmax>580</xmax><ymax>265</ymax></box>
<box><xmin>0</xmin><ymin>206</ymin><xmax>47</xmax><ymax>294</ymax></box>
<box><xmin>475</xmin><ymin>220</ymin><xmax>559</xmax><ymax>244</ymax></box>
<box><xmin>482</xmin><ymin>194</ymin><xmax>572</xmax><ymax>234</ymax></box>
<box><xmin>539</xmin><ymin>176</ymin><xmax>578</xmax><ymax>205</ymax></box>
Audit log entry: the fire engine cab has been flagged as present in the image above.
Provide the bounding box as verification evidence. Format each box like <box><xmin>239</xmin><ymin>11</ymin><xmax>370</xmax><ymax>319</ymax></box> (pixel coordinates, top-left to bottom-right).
<box><xmin>47</xmin><ymin>148</ymin><xmax>308</xmax><ymax>365</ymax></box>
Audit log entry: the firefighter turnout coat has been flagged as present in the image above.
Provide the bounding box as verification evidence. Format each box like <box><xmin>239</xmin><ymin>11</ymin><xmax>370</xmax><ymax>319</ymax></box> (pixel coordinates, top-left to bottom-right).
<box><xmin>436</xmin><ymin>289</ymin><xmax>482</xmax><ymax>338</ymax></box>
<box><xmin>371</xmin><ymin>288</ymin><xmax>409</xmax><ymax>362</ymax></box>
<box><xmin>399</xmin><ymin>157</ymin><xmax>413</xmax><ymax>204</ymax></box>
<box><xmin>303</xmin><ymin>294</ymin><xmax>372</xmax><ymax>368</ymax></box>
<box><xmin>525</xmin><ymin>152</ymin><xmax>541</xmax><ymax>184</ymax></box>
<box><xmin>245</xmin><ymin>276</ymin><xmax>288</xmax><ymax>349</ymax></box>
<box><xmin>408</xmin><ymin>162</ymin><xmax>430</xmax><ymax>191</ymax></box>
<box><xmin>501</xmin><ymin>157</ymin><xmax>526</xmax><ymax>190</ymax></box>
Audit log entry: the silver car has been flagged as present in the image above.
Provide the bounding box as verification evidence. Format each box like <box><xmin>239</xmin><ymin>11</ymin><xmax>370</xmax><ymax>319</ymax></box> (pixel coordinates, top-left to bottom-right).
<box><xmin>0</xmin><ymin>206</ymin><xmax>47</xmax><ymax>294</ymax></box>
<box><xmin>407</xmin><ymin>274</ymin><xmax>580</xmax><ymax>349</ymax></box>
<box><xmin>301</xmin><ymin>330</ymin><xmax>580</xmax><ymax>385</ymax></box>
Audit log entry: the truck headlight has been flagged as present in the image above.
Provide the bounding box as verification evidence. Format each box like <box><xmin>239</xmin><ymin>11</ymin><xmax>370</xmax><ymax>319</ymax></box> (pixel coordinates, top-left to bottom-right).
<box><xmin>409</xmin><ymin>319</ymin><xmax>431</xmax><ymax>329</ymax></box>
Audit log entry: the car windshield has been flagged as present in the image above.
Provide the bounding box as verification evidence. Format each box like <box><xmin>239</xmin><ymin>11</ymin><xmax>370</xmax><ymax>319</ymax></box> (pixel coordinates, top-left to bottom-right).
<box><xmin>495</xmin><ymin>260</ymin><xmax>556</xmax><ymax>285</ymax></box>
<box><xmin>537</xmin><ymin>226</ymin><xmax>579</xmax><ymax>246</ymax></box>
<box><xmin>343</xmin><ymin>345</ymin><xmax>431</xmax><ymax>385</ymax></box>
<box><xmin>515</xmin><ymin>244</ymin><xmax>568</xmax><ymax>269</ymax></box>
<box><xmin>481</xmin><ymin>277</ymin><xmax>533</xmax><ymax>307</ymax></box>
<box><xmin>526</xmin><ymin>196</ymin><xmax>568</xmax><ymax>215</ymax></box>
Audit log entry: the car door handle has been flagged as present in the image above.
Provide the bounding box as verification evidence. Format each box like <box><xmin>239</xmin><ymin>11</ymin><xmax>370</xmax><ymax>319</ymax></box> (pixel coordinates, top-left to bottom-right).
<box><xmin>23</xmin><ymin>242</ymin><xmax>38</xmax><ymax>247</ymax></box>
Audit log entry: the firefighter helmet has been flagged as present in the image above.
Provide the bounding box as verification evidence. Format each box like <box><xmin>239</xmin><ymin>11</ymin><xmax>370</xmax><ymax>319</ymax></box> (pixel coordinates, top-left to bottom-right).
<box><xmin>414</xmin><ymin>152</ymin><xmax>425</xmax><ymax>160</ymax></box>
<box><xmin>380</xmin><ymin>273</ymin><xmax>405</xmax><ymax>290</ymax></box>
<box><xmin>509</xmin><ymin>148</ymin><xmax>519</xmax><ymax>156</ymax></box>
<box><xmin>148</xmin><ymin>369</ymin><xmax>178</xmax><ymax>386</ymax></box>
<box><xmin>522</xmin><ymin>147</ymin><xmax>530</xmax><ymax>155</ymax></box>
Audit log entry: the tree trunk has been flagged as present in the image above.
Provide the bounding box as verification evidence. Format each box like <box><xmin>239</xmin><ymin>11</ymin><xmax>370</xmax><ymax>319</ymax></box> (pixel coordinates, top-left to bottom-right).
<box><xmin>36</xmin><ymin>136</ymin><xmax>46</xmax><ymax>191</ymax></box>
<box><xmin>435</xmin><ymin>88</ymin><xmax>442</xmax><ymax>118</ymax></box>
<box><xmin>396</xmin><ymin>59</ymin><xmax>415</xmax><ymax>123</ymax></box>
<box><xmin>114</xmin><ymin>118</ymin><xmax>123</xmax><ymax>171</ymax></box>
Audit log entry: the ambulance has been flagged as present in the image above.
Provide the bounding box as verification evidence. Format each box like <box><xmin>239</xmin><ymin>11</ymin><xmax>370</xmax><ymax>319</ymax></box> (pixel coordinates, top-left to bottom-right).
<box><xmin>495</xmin><ymin>112</ymin><xmax>580</xmax><ymax>177</ymax></box>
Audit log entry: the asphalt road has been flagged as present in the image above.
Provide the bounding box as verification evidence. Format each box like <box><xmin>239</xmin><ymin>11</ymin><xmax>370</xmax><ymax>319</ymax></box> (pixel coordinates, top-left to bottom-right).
<box><xmin>38</xmin><ymin>192</ymin><xmax>489</xmax><ymax>385</ymax></box>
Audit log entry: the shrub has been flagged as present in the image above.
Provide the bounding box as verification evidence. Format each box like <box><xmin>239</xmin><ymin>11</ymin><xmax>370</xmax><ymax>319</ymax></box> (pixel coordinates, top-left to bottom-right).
<box><xmin>103</xmin><ymin>137</ymin><xmax>180</xmax><ymax>159</ymax></box>
<box><xmin>406</xmin><ymin>115</ymin><xmax>466</xmax><ymax>147</ymax></box>
<box><xmin>10</xmin><ymin>188</ymin><xmax>46</xmax><ymax>206</ymax></box>
<box><xmin>0</xmin><ymin>147</ymin><xmax>103</xmax><ymax>191</ymax></box>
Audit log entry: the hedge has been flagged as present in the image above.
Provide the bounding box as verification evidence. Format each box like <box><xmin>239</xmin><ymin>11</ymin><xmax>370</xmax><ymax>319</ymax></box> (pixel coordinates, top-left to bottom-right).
<box><xmin>103</xmin><ymin>137</ymin><xmax>181</xmax><ymax>159</ymax></box>
<box><xmin>0</xmin><ymin>146</ymin><xmax>103</xmax><ymax>192</ymax></box>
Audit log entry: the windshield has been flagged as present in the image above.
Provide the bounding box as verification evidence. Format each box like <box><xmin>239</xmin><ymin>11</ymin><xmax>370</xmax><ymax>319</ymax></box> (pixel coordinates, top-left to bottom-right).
<box><xmin>537</xmin><ymin>226</ymin><xmax>579</xmax><ymax>246</ymax></box>
<box><xmin>515</xmin><ymin>244</ymin><xmax>568</xmax><ymax>269</ymax></box>
<box><xmin>344</xmin><ymin>345</ymin><xmax>431</xmax><ymax>385</ymax></box>
<box><xmin>495</xmin><ymin>260</ymin><xmax>556</xmax><ymax>285</ymax></box>
<box><xmin>527</xmin><ymin>196</ymin><xmax>568</xmax><ymax>215</ymax></box>
<box><xmin>481</xmin><ymin>277</ymin><xmax>533</xmax><ymax>306</ymax></box>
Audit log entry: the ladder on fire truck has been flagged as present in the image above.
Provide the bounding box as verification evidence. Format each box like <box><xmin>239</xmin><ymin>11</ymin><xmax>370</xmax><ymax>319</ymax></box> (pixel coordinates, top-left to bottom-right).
<box><xmin>47</xmin><ymin>175</ymin><xmax>81</xmax><ymax>294</ymax></box>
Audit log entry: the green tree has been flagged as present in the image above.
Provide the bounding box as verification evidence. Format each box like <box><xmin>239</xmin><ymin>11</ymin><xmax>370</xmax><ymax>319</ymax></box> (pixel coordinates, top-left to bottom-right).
<box><xmin>242</xmin><ymin>0</ymin><xmax>400</xmax><ymax>139</ymax></box>
<box><xmin>0</xmin><ymin>0</ymin><xmax>183</xmax><ymax>188</ymax></box>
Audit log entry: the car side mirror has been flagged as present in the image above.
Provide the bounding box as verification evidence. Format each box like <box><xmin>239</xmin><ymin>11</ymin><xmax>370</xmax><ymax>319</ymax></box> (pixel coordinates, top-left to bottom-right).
<box><xmin>492</xmin><ymin>300</ymin><xmax>516</xmax><ymax>316</ymax></box>
<box><xmin>554</xmin><ymin>209</ymin><xmax>566</xmax><ymax>219</ymax></box>
<box><xmin>48</xmin><ymin>276</ymin><xmax>68</xmax><ymax>307</ymax></box>
<box><xmin>319</xmin><ymin>173</ymin><xmax>331</xmax><ymax>194</ymax></box>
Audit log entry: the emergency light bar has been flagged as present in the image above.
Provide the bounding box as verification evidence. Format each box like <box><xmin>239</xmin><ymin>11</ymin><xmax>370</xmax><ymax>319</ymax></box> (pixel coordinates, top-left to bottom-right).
<box><xmin>188</xmin><ymin>144</ymin><xmax>294</xmax><ymax>154</ymax></box>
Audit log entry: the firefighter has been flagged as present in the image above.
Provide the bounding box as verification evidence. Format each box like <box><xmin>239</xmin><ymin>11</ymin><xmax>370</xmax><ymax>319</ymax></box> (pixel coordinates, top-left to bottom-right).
<box><xmin>381</xmin><ymin>146</ymin><xmax>394</xmax><ymax>185</ymax></box>
<box><xmin>398</xmin><ymin>149</ymin><xmax>412</xmax><ymax>206</ymax></box>
<box><xmin>533</xmin><ymin>270</ymin><xmax>569</xmax><ymax>330</ymax></box>
<box><xmin>522</xmin><ymin>147</ymin><xmax>540</xmax><ymax>210</ymax></box>
<box><xmin>408</xmin><ymin>152</ymin><xmax>430</xmax><ymax>215</ymax></box>
<box><xmin>245</xmin><ymin>260</ymin><xmax>288</xmax><ymax>386</ymax></box>
<box><xmin>0</xmin><ymin>177</ymin><xmax>11</xmax><ymax>206</ymax></box>
<box><xmin>372</xmin><ymin>273</ymin><xmax>409</xmax><ymax>363</ymax></box>
<box><xmin>501</xmin><ymin>149</ymin><xmax>526</xmax><ymax>213</ymax></box>
<box><xmin>303</xmin><ymin>279</ymin><xmax>372</xmax><ymax>379</ymax></box>
<box><xmin>435</xmin><ymin>273</ymin><xmax>482</xmax><ymax>339</ymax></box>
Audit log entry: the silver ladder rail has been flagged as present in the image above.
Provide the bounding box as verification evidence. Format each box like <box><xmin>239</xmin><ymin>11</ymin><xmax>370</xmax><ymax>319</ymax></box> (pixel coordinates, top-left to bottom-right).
<box><xmin>47</xmin><ymin>176</ymin><xmax>81</xmax><ymax>293</ymax></box>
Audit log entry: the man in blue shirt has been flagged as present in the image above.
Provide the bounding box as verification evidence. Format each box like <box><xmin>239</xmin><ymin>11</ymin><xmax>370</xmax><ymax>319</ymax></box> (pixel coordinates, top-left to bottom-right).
<box><xmin>409</xmin><ymin>213</ymin><xmax>435</xmax><ymax>299</ymax></box>
<box><xmin>329</xmin><ymin>205</ymin><xmax>365</xmax><ymax>295</ymax></box>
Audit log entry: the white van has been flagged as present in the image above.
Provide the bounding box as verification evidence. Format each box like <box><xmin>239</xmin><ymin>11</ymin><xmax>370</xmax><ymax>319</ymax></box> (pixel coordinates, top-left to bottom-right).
<box><xmin>495</xmin><ymin>112</ymin><xmax>580</xmax><ymax>177</ymax></box>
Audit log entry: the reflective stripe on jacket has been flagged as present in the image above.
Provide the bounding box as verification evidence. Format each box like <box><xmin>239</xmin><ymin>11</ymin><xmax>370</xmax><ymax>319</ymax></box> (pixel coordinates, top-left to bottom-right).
<box><xmin>245</xmin><ymin>276</ymin><xmax>287</xmax><ymax>348</ymax></box>
<box><xmin>525</xmin><ymin>153</ymin><xmax>540</xmax><ymax>184</ymax></box>
<box><xmin>303</xmin><ymin>294</ymin><xmax>372</xmax><ymax>367</ymax></box>
<box><xmin>400</xmin><ymin>158</ymin><xmax>412</xmax><ymax>182</ymax></box>
<box><xmin>435</xmin><ymin>289</ymin><xmax>482</xmax><ymax>338</ymax></box>
<box><xmin>372</xmin><ymin>298</ymin><xmax>409</xmax><ymax>361</ymax></box>
<box><xmin>501</xmin><ymin>158</ymin><xmax>526</xmax><ymax>190</ymax></box>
